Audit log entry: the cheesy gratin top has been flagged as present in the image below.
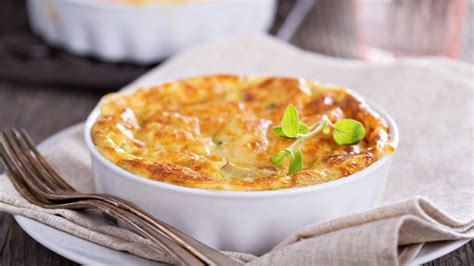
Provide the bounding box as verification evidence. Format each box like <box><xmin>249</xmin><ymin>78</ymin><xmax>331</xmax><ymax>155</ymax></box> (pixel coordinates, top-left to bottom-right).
<box><xmin>92</xmin><ymin>75</ymin><xmax>393</xmax><ymax>191</ymax></box>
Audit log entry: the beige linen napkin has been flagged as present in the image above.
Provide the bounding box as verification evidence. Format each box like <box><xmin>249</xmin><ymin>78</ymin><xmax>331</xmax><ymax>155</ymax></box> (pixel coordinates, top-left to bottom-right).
<box><xmin>1</xmin><ymin>34</ymin><xmax>473</xmax><ymax>265</ymax></box>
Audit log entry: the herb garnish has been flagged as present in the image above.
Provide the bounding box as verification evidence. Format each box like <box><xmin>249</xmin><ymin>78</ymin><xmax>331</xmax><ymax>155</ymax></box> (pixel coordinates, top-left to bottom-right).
<box><xmin>271</xmin><ymin>104</ymin><xmax>366</xmax><ymax>174</ymax></box>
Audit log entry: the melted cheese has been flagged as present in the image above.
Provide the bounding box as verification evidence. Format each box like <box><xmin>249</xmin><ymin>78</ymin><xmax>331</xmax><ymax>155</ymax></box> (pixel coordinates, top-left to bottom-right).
<box><xmin>92</xmin><ymin>75</ymin><xmax>393</xmax><ymax>191</ymax></box>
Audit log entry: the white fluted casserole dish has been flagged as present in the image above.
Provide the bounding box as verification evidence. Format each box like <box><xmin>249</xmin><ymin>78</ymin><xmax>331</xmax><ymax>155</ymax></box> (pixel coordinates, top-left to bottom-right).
<box><xmin>84</xmin><ymin>75</ymin><xmax>399</xmax><ymax>254</ymax></box>
<box><xmin>26</xmin><ymin>0</ymin><xmax>276</xmax><ymax>64</ymax></box>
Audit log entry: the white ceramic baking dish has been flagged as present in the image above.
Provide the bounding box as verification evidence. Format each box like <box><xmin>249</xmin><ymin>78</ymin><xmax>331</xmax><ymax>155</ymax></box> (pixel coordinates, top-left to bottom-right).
<box><xmin>84</xmin><ymin>82</ymin><xmax>399</xmax><ymax>255</ymax></box>
<box><xmin>26</xmin><ymin>0</ymin><xmax>276</xmax><ymax>64</ymax></box>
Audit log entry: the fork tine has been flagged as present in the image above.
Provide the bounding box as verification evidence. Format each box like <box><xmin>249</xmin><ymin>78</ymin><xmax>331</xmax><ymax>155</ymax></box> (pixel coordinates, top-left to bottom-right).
<box><xmin>10</xmin><ymin>129</ymin><xmax>64</xmax><ymax>192</ymax></box>
<box><xmin>4</xmin><ymin>131</ymin><xmax>87</xmax><ymax>205</ymax></box>
<box><xmin>2</xmin><ymin>130</ymin><xmax>57</xmax><ymax>196</ymax></box>
<box><xmin>0</xmin><ymin>142</ymin><xmax>48</xmax><ymax>205</ymax></box>
<box><xmin>19</xmin><ymin>129</ymin><xmax>74</xmax><ymax>192</ymax></box>
<box><xmin>2</xmin><ymin>130</ymin><xmax>77</xmax><ymax>205</ymax></box>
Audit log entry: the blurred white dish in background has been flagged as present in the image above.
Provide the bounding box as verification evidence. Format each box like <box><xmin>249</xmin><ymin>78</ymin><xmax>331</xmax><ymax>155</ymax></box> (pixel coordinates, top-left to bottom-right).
<box><xmin>94</xmin><ymin>0</ymin><xmax>202</xmax><ymax>5</ymax></box>
<box><xmin>26</xmin><ymin>0</ymin><xmax>276</xmax><ymax>64</ymax></box>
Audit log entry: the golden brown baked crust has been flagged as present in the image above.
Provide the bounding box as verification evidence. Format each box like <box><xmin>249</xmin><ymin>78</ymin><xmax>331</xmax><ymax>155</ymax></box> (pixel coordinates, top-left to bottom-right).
<box><xmin>92</xmin><ymin>75</ymin><xmax>393</xmax><ymax>191</ymax></box>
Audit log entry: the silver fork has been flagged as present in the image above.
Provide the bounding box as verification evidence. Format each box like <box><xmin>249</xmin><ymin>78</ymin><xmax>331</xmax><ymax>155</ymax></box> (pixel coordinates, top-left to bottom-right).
<box><xmin>0</xmin><ymin>129</ymin><xmax>242</xmax><ymax>266</ymax></box>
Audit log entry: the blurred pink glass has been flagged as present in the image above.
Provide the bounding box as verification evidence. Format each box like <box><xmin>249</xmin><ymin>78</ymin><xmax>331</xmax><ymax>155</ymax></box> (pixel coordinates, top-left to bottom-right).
<box><xmin>356</xmin><ymin>0</ymin><xmax>469</xmax><ymax>61</ymax></box>
<box><xmin>297</xmin><ymin>0</ymin><xmax>469</xmax><ymax>62</ymax></box>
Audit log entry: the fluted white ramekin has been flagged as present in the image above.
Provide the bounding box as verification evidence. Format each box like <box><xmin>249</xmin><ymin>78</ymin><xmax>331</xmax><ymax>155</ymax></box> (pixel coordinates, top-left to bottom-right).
<box><xmin>26</xmin><ymin>0</ymin><xmax>276</xmax><ymax>64</ymax></box>
<box><xmin>84</xmin><ymin>83</ymin><xmax>399</xmax><ymax>254</ymax></box>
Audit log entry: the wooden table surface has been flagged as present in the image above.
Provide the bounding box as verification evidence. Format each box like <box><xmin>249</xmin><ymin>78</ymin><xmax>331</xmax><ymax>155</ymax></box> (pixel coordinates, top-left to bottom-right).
<box><xmin>0</xmin><ymin>0</ymin><xmax>472</xmax><ymax>265</ymax></box>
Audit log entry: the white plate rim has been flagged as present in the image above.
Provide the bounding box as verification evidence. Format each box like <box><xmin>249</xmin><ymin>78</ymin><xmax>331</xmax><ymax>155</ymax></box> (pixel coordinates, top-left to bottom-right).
<box><xmin>12</xmin><ymin>123</ymin><xmax>470</xmax><ymax>265</ymax></box>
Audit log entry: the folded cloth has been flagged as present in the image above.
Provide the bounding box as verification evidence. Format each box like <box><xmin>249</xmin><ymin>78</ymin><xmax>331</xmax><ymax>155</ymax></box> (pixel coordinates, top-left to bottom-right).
<box><xmin>1</xmin><ymin>34</ymin><xmax>473</xmax><ymax>265</ymax></box>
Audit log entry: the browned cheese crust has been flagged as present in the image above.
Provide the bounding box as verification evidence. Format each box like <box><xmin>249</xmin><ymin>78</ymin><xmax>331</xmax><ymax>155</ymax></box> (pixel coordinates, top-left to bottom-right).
<box><xmin>92</xmin><ymin>75</ymin><xmax>393</xmax><ymax>191</ymax></box>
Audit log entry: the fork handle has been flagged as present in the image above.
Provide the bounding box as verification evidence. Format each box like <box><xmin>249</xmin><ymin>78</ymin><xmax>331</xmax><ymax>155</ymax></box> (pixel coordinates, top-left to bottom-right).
<box><xmin>102</xmin><ymin>194</ymin><xmax>242</xmax><ymax>266</ymax></box>
<box><xmin>49</xmin><ymin>192</ymin><xmax>242</xmax><ymax>265</ymax></box>
<box><xmin>68</xmin><ymin>199</ymin><xmax>206</xmax><ymax>266</ymax></box>
<box><xmin>81</xmin><ymin>193</ymin><xmax>242</xmax><ymax>265</ymax></box>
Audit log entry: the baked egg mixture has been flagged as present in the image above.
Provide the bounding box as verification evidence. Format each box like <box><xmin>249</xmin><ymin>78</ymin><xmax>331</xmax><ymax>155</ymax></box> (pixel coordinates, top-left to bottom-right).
<box><xmin>92</xmin><ymin>75</ymin><xmax>393</xmax><ymax>191</ymax></box>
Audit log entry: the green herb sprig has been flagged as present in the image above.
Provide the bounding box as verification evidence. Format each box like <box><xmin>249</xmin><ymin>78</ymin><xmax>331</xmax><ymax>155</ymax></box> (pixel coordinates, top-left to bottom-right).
<box><xmin>272</xmin><ymin>104</ymin><xmax>366</xmax><ymax>174</ymax></box>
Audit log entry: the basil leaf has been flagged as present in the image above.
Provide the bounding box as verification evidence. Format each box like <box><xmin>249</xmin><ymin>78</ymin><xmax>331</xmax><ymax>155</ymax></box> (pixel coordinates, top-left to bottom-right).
<box><xmin>271</xmin><ymin>126</ymin><xmax>286</xmax><ymax>137</ymax></box>
<box><xmin>333</xmin><ymin>119</ymin><xmax>366</xmax><ymax>145</ymax></box>
<box><xmin>271</xmin><ymin>149</ymin><xmax>292</xmax><ymax>165</ymax></box>
<box><xmin>281</xmin><ymin>104</ymin><xmax>299</xmax><ymax>138</ymax></box>
<box><xmin>271</xmin><ymin>151</ymin><xmax>286</xmax><ymax>165</ymax></box>
<box><xmin>298</xmin><ymin>122</ymin><xmax>309</xmax><ymax>134</ymax></box>
<box><xmin>288</xmin><ymin>150</ymin><xmax>303</xmax><ymax>174</ymax></box>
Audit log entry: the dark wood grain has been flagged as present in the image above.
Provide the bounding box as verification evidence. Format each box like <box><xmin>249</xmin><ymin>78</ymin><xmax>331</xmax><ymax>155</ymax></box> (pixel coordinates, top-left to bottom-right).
<box><xmin>0</xmin><ymin>0</ymin><xmax>151</xmax><ymax>89</ymax></box>
<box><xmin>424</xmin><ymin>241</ymin><xmax>473</xmax><ymax>266</ymax></box>
<box><xmin>0</xmin><ymin>0</ymin><xmax>472</xmax><ymax>265</ymax></box>
<box><xmin>1</xmin><ymin>215</ymin><xmax>76</xmax><ymax>266</ymax></box>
